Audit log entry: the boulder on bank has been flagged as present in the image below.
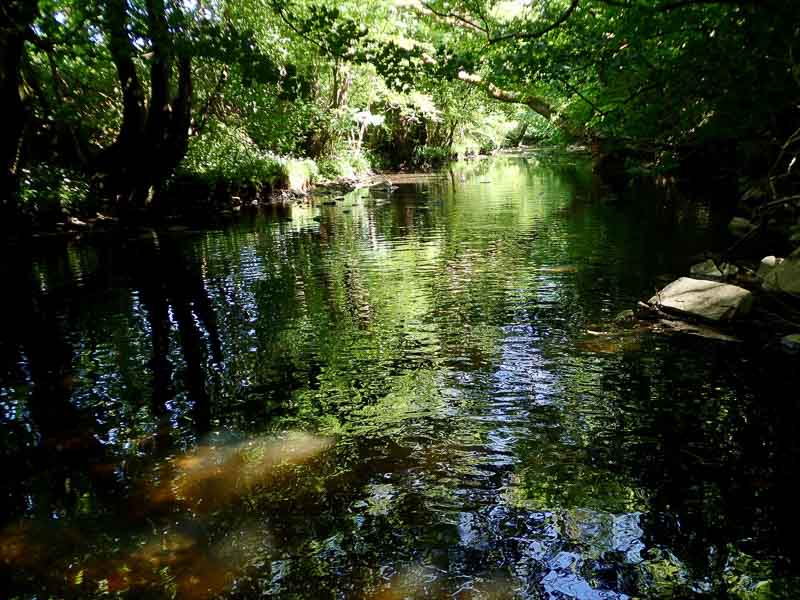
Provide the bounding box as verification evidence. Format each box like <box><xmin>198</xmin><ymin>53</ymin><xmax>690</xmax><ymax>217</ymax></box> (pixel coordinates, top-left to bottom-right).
<box><xmin>762</xmin><ymin>249</ymin><xmax>800</xmax><ymax>295</ymax></box>
<box><xmin>649</xmin><ymin>277</ymin><xmax>753</xmax><ymax>321</ymax></box>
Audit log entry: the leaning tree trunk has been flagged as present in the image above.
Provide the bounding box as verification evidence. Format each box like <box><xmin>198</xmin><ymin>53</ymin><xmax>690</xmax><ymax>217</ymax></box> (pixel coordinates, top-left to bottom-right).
<box><xmin>0</xmin><ymin>0</ymin><xmax>37</xmax><ymax>224</ymax></box>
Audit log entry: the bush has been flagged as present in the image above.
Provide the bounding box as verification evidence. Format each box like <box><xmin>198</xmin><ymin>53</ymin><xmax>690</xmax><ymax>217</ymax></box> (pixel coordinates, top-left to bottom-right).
<box><xmin>284</xmin><ymin>158</ymin><xmax>319</xmax><ymax>192</ymax></box>
<box><xmin>523</xmin><ymin>117</ymin><xmax>571</xmax><ymax>146</ymax></box>
<box><xmin>317</xmin><ymin>148</ymin><xmax>375</xmax><ymax>180</ymax></box>
<box><xmin>180</xmin><ymin>121</ymin><xmax>286</xmax><ymax>188</ymax></box>
<box><xmin>18</xmin><ymin>165</ymin><xmax>91</xmax><ymax>221</ymax></box>
<box><xmin>412</xmin><ymin>145</ymin><xmax>452</xmax><ymax>169</ymax></box>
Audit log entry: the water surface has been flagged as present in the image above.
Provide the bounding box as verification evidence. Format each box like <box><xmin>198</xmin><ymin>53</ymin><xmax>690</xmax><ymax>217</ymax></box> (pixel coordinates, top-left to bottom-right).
<box><xmin>1</xmin><ymin>153</ymin><xmax>798</xmax><ymax>599</ymax></box>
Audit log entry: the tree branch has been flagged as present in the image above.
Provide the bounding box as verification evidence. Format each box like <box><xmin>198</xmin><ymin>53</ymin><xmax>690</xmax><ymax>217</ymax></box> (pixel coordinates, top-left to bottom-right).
<box><xmin>419</xmin><ymin>2</ymin><xmax>489</xmax><ymax>34</ymax></box>
<box><xmin>457</xmin><ymin>70</ymin><xmax>554</xmax><ymax>119</ymax></box>
<box><xmin>593</xmin><ymin>0</ymin><xmax>764</xmax><ymax>12</ymax></box>
<box><xmin>488</xmin><ymin>0</ymin><xmax>580</xmax><ymax>44</ymax></box>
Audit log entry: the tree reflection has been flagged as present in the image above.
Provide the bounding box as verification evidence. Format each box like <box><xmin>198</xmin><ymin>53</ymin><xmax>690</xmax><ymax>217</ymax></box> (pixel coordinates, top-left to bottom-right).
<box><xmin>133</xmin><ymin>236</ymin><xmax>223</xmax><ymax>439</ymax></box>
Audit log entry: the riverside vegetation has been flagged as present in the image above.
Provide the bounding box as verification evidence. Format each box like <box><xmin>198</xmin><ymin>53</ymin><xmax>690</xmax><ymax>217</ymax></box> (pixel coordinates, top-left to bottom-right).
<box><xmin>1</xmin><ymin>0</ymin><xmax>798</xmax><ymax>232</ymax></box>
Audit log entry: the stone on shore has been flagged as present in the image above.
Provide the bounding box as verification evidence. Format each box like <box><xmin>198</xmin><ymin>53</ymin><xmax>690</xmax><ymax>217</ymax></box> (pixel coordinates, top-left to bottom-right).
<box><xmin>762</xmin><ymin>249</ymin><xmax>800</xmax><ymax>295</ymax></box>
<box><xmin>649</xmin><ymin>277</ymin><xmax>753</xmax><ymax>322</ymax></box>
<box><xmin>689</xmin><ymin>259</ymin><xmax>739</xmax><ymax>280</ymax></box>
<box><xmin>689</xmin><ymin>259</ymin><xmax>722</xmax><ymax>278</ymax></box>
<box><xmin>756</xmin><ymin>256</ymin><xmax>783</xmax><ymax>280</ymax></box>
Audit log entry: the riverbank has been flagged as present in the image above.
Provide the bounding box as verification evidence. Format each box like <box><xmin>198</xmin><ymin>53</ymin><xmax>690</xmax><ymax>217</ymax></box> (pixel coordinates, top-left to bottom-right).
<box><xmin>5</xmin><ymin>146</ymin><xmax>522</xmax><ymax>239</ymax></box>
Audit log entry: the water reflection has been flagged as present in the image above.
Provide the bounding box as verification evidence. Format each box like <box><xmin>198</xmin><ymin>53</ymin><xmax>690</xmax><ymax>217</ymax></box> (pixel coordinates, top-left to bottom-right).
<box><xmin>1</xmin><ymin>153</ymin><xmax>799</xmax><ymax>598</ymax></box>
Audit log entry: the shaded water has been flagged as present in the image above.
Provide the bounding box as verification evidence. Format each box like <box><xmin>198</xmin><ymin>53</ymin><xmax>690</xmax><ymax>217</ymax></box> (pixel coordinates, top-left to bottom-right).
<box><xmin>2</xmin><ymin>153</ymin><xmax>799</xmax><ymax>599</ymax></box>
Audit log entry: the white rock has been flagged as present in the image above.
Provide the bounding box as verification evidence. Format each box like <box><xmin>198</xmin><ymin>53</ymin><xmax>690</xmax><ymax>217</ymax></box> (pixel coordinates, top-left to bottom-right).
<box><xmin>649</xmin><ymin>277</ymin><xmax>753</xmax><ymax>321</ymax></box>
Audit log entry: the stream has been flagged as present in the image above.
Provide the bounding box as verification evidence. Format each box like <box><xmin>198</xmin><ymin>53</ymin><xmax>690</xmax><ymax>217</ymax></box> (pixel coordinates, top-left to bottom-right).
<box><xmin>1</xmin><ymin>152</ymin><xmax>798</xmax><ymax>599</ymax></box>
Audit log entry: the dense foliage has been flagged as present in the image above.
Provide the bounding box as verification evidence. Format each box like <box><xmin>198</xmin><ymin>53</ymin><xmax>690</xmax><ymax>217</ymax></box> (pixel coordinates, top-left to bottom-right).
<box><xmin>1</xmin><ymin>0</ymin><xmax>798</xmax><ymax>224</ymax></box>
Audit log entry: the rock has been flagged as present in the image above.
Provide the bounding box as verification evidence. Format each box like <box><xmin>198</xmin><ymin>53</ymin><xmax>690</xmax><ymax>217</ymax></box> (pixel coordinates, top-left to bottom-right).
<box><xmin>690</xmin><ymin>259</ymin><xmax>722</xmax><ymax>278</ymax></box>
<box><xmin>720</xmin><ymin>263</ymin><xmax>739</xmax><ymax>278</ymax></box>
<box><xmin>689</xmin><ymin>259</ymin><xmax>739</xmax><ymax>279</ymax></box>
<box><xmin>655</xmin><ymin>319</ymin><xmax>741</xmax><ymax>343</ymax></box>
<box><xmin>762</xmin><ymin>248</ymin><xmax>800</xmax><ymax>295</ymax></box>
<box><xmin>781</xmin><ymin>334</ymin><xmax>800</xmax><ymax>353</ymax></box>
<box><xmin>728</xmin><ymin>216</ymin><xmax>756</xmax><ymax>237</ymax></box>
<box><xmin>649</xmin><ymin>277</ymin><xmax>753</xmax><ymax>322</ymax></box>
<box><xmin>756</xmin><ymin>256</ymin><xmax>783</xmax><ymax>280</ymax></box>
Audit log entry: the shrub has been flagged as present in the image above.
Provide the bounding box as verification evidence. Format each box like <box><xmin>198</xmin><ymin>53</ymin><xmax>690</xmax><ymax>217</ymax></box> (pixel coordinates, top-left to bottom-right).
<box><xmin>18</xmin><ymin>165</ymin><xmax>91</xmax><ymax>222</ymax></box>
<box><xmin>180</xmin><ymin>121</ymin><xmax>286</xmax><ymax>188</ymax></box>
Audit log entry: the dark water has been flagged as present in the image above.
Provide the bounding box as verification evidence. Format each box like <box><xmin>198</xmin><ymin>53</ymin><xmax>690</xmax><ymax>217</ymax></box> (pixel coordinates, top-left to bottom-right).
<box><xmin>2</xmin><ymin>153</ymin><xmax>799</xmax><ymax>599</ymax></box>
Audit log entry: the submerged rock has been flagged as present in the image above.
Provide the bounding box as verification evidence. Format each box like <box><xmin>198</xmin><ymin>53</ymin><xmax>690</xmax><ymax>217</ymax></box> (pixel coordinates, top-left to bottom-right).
<box><xmin>649</xmin><ymin>277</ymin><xmax>753</xmax><ymax>322</ymax></box>
<box><xmin>655</xmin><ymin>319</ymin><xmax>741</xmax><ymax>343</ymax></box>
<box><xmin>781</xmin><ymin>334</ymin><xmax>800</xmax><ymax>353</ymax></box>
<box><xmin>613</xmin><ymin>309</ymin><xmax>636</xmax><ymax>323</ymax></box>
<box><xmin>762</xmin><ymin>249</ymin><xmax>800</xmax><ymax>295</ymax></box>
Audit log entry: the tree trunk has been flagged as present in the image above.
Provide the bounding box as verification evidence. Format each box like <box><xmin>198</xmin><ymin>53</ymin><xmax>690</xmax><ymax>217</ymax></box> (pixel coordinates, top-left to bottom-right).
<box><xmin>515</xmin><ymin>122</ymin><xmax>529</xmax><ymax>146</ymax></box>
<box><xmin>98</xmin><ymin>0</ymin><xmax>193</xmax><ymax>213</ymax></box>
<box><xmin>0</xmin><ymin>0</ymin><xmax>37</xmax><ymax>224</ymax></box>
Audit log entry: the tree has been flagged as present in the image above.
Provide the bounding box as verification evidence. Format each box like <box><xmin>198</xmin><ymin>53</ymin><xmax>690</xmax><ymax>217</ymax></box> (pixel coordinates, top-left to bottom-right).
<box><xmin>92</xmin><ymin>0</ymin><xmax>194</xmax><ymax>209</ymax></box>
